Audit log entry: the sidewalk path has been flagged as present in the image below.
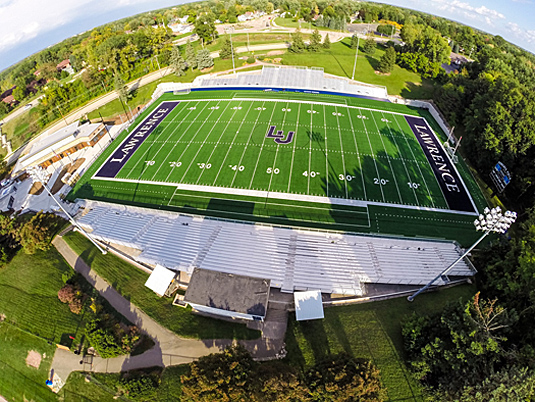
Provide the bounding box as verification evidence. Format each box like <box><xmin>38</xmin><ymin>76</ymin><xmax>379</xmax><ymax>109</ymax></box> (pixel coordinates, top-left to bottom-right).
<box><xmin>51</xmin><ymin>236</ymin><xmax>231</xmax><ymax>381</ymax></box>
<box><xmin>51</xmin><ymin>235</ymin><xmax>287</xmax><ymax>381</ymax></box>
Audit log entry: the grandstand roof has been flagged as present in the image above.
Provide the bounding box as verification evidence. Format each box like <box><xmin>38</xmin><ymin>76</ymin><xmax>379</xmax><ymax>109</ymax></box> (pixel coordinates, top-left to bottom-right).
<box><xmin>185</xmin><ymin>268</ymin><xmax>270</xmax><ymax>317</ymax></box>
<box><xmin>77</xmin><ymin>201</ymin><xmax>477</xmax><ymax>297</ymax></box>
<box><xmin>294</xmin><ymin>290</ymin><xmax>324</xmax><ymax>321</ymax></box>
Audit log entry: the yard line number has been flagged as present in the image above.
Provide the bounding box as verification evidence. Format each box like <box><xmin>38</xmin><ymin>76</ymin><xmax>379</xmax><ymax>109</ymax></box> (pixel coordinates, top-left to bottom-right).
<box><xmin>303</xmin><ymin>171</ymin><xmax>320</xmax><ymax>178</ymax></box>
<box><xmin>407</xmin><ymin>182</ymin><xmax>421</xmax><ymax>189</ymax></box>
<box><xmin>374</xmin><ymin>178</ymin><xmax>389</xmax><ymax>185</ymax></box>
<box><xmin>197</xmin><ymin>163</ymin><xmax>212</xmax><ymax>169</ymax></box>
<box><xmin>145</xmin><ymin>160</ymin><xmax>155</xmax><ymax>166</ymax></box>
<box><xmin>266</xmin><ymin>167</ymin><xmax>279</xmax><ymax>174</ymax></box>
<box><xmin>339</xmin><ymin>174</ymin><xmax>356</xmax><ymax>181</ymax></box>
<box><xmin>229</xmin><ymin>165</ymin><xmax>245</xmax><ymax>171</ymax></box>
<box><xmin>169</xmin><ymin>161</ymin><xmax>182</xmax><ymax>168</ymax></box>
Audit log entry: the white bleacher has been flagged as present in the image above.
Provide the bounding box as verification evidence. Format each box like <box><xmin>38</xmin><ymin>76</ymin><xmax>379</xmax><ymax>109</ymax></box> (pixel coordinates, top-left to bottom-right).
<box><xmin>195</xmin><ymin>66</ymin><xmax>388</xmax><ymax>99</ymax></box>
<box><xmin>76</xmin><ymin>201</ymin><xmax>475</xmax><ymax>296</ymax></box>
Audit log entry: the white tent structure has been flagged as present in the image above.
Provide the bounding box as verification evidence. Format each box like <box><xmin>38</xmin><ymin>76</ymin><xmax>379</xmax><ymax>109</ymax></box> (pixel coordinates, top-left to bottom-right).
<box><xmin>144</xmin><ymin>264</ymin><xmax>176</xmax><ymax>297</ymax></box>
<box><xmin>294</xmin><ymin>290</ymin><xmax>324</xmax><ymax>321</ymax></box>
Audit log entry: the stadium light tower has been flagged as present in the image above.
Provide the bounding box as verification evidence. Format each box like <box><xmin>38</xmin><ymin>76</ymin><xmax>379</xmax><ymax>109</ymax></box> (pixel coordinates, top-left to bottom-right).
<box><xmin>27</xmin><ymin>166</ymin><xmax>107</xmax><ymax>255</ymax></box>
<box><xmin>407</xmin><ymin>206</ymin><xmax>516</xmax><ymax>302</ymax></box>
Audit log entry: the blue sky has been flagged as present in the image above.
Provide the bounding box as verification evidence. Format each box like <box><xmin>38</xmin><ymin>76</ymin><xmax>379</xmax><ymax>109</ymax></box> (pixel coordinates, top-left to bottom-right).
<box><xmin>0</xmin><ymin>0</ymin><xmax>534</xmax><ymax>72</ymax></box>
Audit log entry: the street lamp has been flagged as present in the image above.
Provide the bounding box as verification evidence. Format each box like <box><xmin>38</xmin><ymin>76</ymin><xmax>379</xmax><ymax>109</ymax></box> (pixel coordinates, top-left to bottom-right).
<box><xmin>407</xmin><ymin>206</ymin><xmax>516</xmax><ymax>302</ymax></box>
<box><xmin>27</xmin><ymin>166</ymin><xmax>107</xmax><ymax>255</ymax></box>
<box><xmin>351</xmin><ymin>35</ymin><xmax>360</xmax><ymax>81</ymax></box>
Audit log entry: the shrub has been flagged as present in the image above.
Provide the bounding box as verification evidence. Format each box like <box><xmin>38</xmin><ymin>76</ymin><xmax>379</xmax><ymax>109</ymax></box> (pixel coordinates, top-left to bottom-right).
<box><xmin>257</xmin><ymin>55</ymin><xmax>265</xmax><ymax>61</ymax></box>
<box><xmin>120</xmin><ymin>375</ymin><xmax>159</xmax><ymax>400</ymax></box>
<box><xmin>58</xmin><ymin>284</ymin><xmax>77</xmax><ymax>304</ymax></box>
<box><xmin>68</xmin><ymin>298</ymin><xmax>83</xmax><ymax>314</ymax></box>
<box><xmin>246</xmin><ymin>56</ymin><xmax>255</xmax><ymax>64</ymax></box>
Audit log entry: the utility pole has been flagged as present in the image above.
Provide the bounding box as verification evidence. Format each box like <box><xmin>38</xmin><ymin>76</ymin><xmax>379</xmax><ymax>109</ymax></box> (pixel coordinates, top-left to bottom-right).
<box><xmin>230</xmin><ymin>28</ymin><xmax>236</xmax><ymax>74</ymax></box>
<box><xmin>351</xmin><ymin>36</ymin><xmax>360</xmax><ymax>81</ymax></box>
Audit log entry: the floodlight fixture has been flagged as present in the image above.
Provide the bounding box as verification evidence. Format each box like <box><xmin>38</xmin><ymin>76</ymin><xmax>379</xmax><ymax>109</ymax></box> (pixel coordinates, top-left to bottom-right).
<box><xmin>408</xmin><ymin>206</ymin><xmax>516</xmax><ymax>302</ymax></box>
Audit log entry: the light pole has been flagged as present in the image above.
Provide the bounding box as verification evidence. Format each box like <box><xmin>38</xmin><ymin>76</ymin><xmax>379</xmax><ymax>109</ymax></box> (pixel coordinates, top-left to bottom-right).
<box><xmin>27</xmin><ymin>166</ymin><xmax>107</xmax><ymax>255</ymax></box>
<box><xmin>229</xmin><ymin>28</ymin><xmax>236</xmax><ymax>75</ymax></box>
<box><xmin>407</xmin><ymin>206</ymin><xmax>516</xmax><ymax>302</ymax></box>
<box><xmin>351</xmin><ymin>36</ymin><xmax>360</xmax><ymax>81</ymax></box>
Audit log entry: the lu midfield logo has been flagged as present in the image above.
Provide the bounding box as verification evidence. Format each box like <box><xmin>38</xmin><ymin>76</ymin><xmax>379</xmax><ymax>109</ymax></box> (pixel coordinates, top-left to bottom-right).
<box><xmin>265</xmin><ymin>126</ymin><xmax>295</xmax><ymax>144</ymax></box>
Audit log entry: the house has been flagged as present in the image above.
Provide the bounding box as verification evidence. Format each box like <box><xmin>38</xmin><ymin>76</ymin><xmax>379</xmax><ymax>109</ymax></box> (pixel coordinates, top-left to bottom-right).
<box><xmin>56</xmin><ymin>59</ymin><xmax>74</xmax><ymax>75</ymax></box>
<box><xmin>168</xmin><ymin>22</ymin><xmax>193</xmax><ymax>34</ymax></box>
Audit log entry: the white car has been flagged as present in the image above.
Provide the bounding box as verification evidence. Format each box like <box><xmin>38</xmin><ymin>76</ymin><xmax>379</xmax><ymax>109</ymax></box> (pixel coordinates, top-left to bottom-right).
<box><xmin>24</xmin><ymin>103</ymin><xmax>32</xmax><ymax>110</ymax></box>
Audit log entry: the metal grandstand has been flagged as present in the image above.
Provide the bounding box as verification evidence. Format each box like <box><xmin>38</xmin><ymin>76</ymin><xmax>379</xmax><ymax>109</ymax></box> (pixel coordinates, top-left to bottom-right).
<box><xmin>76</xmin><ymin>201</ymin><xmax>476</xmax><ymax>297</ymax></box>
<box><xmin>192</xmin><ymin>66</ymin><xmax>388</xmax><ymax>99</ymax></box>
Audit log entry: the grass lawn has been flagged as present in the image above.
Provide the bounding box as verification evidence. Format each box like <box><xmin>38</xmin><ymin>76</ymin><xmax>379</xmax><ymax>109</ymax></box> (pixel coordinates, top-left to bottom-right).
<box><xmin>0</xmin><ymin>323</ymin><xmax>57</xmax><ymax>402</ymax></box>
<box><xmin>62</xmin><ymin>231</ymin><xmax>260</xmax><ymax>340</ymax></box>
<box><xmin>88</xmin><ymin>61</ymin><xmax>262</xmax><ymax>121</ymax></box>
<box><xmin>274</xmin><ymin>17</ymin><xmax>342</xmax><ymax>32</ymax></box>
<box><xmin>61</xmin><ymin>365</ymin><xmax>188</xmax><ymax>401</ymax></box>
<box><xmin>0</xmin><ymin>247</ymin><xmax>84</xmax><ymax>343</ymax></box>
<box><xmin>284</xmin><ymin>283</ymin><xmax>477</xmax><ymax>402</ymax></box>
<box><xmin>280</xmin><ymin>38</ymin><xmax>434</xmax><ymax>98</ymax></box>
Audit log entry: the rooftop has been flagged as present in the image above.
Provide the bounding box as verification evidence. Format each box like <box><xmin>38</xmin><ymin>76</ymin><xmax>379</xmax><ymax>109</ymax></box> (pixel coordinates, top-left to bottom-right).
<box><xmin>185</xmin><ymin>268</ymin><xmax>270</xmax><ymax>317</ymax></box>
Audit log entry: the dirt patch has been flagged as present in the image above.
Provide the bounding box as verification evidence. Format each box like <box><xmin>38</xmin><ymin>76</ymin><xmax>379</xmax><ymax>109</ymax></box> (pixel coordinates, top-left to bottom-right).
<box><xmin>49</xmin><ymin>166</ymin><xmax>69</xmax><ymax>194</ymax></box>
<box><xmin>29</xmin><ymin>182</ymin><xmax>44</xmax><ymax>196</ymax></box>
<box><xmin>267</xmin><ymin>50</ymin><xmax>285</xmax><ymax>56</ymax></box>
<box><xmin>374</xmin><ymin>71</ymin><xmax>391</xmax><ymax>76</ymax></box>
<box><xmin>26</xmin><ymin>350</ymin><xmax>42</xmax><ymax>369</ymax></box>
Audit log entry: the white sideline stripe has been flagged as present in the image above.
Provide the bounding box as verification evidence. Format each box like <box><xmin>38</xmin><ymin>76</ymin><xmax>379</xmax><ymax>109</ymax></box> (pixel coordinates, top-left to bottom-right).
<box><xmin>91</xmin><ymin>175</ymin><xmax>478</xmax><ymax>216</ymax></box>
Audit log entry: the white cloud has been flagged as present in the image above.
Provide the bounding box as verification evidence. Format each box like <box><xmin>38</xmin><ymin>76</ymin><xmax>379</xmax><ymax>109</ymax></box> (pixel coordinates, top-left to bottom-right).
<box><xmin>0</xmin><ymin>0</ymin><xmax>163</xmax><ymax>55</ymax></box>
<box><xmin>429</xmin><ymin>0</ymin><xmax>505</xmax><ymax>24</ymax></box>
<box><xmin>507</xmin><ymin>22</ymin><xmax>535</xmax><ymax>43</ymax></box>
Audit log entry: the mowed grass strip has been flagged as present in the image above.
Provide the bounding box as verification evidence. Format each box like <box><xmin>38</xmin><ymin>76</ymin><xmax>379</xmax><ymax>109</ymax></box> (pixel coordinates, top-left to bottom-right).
<box><xmin>284</xmin><ymin>284</ymin><xmax>477</xmax><ymax>402</ymax></box>
<box><xmin>0</xmin><ymin>324</ymin><xmax>56</xmax><ymax>402</ymax></box>
<box><xmin>62</xmin><ymin>231</ymin><xmax>260</xmax><ymax>340</ymax></box>
<box><xmin>0</xmin><ymin>247</ymin><xmax>83</xmax><ymax>342</ymax></box>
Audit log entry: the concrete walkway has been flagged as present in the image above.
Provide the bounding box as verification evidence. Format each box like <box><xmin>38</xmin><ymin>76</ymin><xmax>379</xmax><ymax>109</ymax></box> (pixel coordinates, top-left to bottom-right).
<box><xmin>51</xmin><ymin>236</ymin><xmax>232</xmax><ymax>381</ymax></box>
<box><xmin>51</xmin><ymin>235</ymin><xmax>288</xmax><ymax>380</ymax></box>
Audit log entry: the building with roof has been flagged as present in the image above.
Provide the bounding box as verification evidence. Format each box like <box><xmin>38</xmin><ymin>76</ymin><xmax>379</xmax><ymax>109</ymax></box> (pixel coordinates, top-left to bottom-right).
<box><xmin>56</xmin><ymin>60</ymin><xmax>74</xmax><ymax>75</ymax></box>
<box><xmin>16</xmin><ymin>121</ymin><xmax>109</xmax><ymax>172</ymax></box>
<box><xmin>183</xmin><ymin>268</ymin><xmax>270</xmax><ymax>322</ymax></box>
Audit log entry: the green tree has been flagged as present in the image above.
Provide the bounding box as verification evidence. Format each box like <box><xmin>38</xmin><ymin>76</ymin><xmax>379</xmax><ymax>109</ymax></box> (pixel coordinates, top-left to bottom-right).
<box><xmin>378</xmin><ymin>46</ymin><xmax>396</xmax><ymax>73</ymax></box>
<box><xmin>363</xmin><ymin>37</ymin><xmax>376</xmax><ymax>55</ymax></box>
<box><xmin>12</xmin><ymin>85</ymin><xmax>27</xmax><ymax>101</ymax></box>
<box><xmin>350</xmin><ymin>35</ymin><xmax>359</xmax><ymax>49</ymax></box>
<box><xmin>196</xmin><ymin>49</ymin><xmax>214</xmax><ymax>70</ymax></box>
<box><xmin>194</xmin><ymin>14</ymin><xmax>218</xmax><ymax>46</ymax></box>
<box><xmin>377</xmin><ymin>24</ymin><xmax>394</xmax><ymax>36</ymax></box>
<box><xmin>306</xmin><ymin>354</ymin><xmax>386</xmax><ymax>401</ymax></box>
<box><xmin>186</xmin><ymin>40</ymin><xmax>197</xmax><ymax>69</ymax></box>
<box><xmin>308</xmin><ymin>28</ymin><xmax>322</xmax><ymax>52</ymax></box>
<box><xmin>114</xmin><ymin>74</ymin><xmax>128</xmax><ymax>104</ymax></box>
<box><xmin>322</xmin><ymin>34</ymin><xmax>331</xmax><ymax>49</ymax></box>
<box><xmin>219</xmin><ymin>38</ymin><xmax>235</xmax><ymax>60</ymax></box>
<box><xmin>19</xmin><ymin>212</ymin><xmax>64</xmax><ymax>254</ymax></box>
<box><xmin>181</xmin><ymin>345</ymin><xmax>255</xmax><ymax>402</ymax></box>
<box><xmin>290</xmin><ymin>28</ymin><xmax>306</xmax><ymax>53</ymax></box>
<box><xmin>170</xmin><ymin>46</ymin><xmax>186</xmax><ymax>76</ymax></box>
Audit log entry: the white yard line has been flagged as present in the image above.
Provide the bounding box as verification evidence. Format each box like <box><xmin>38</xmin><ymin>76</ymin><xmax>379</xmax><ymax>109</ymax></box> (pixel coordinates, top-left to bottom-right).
<box><xmin>211</xmin><ymin>102</ymin><xmax>255</xmax><ymax>185</ymax></box>
<box><xmin>195</xmin><ymin>102</ymin><xmax>244</xmax><ymax>184</ymax></box>
<box><xmin>265</xmin><ymin>102</ymin><xmax>289</xmax><ymax>194</ymax></box>
<box><xmin>307</xmin><ymin>104</ymin><xmax>314</xmax><ymax>195</ymax></box>
<box><xmin>93</xmin><ymin>175</ymin><xmax>478</xmax><ymax>216</ymax></box>
<box><xmin>147</xmin><ymin>101</ymin><xmax>208</xmax><ymax>181</ymax></box>
<box><xmin>248</xmin><ymin>102</ymin><xmax>279</xmax><ymax>189</ymax></box>
<box><xmin>380</xmin><ymin>112</ymin><xmax>419</xmax><ymax>205</ymax></box>
<box><xmin>287</xmin><ymin>103</ymin><xmax>301</xmax><ymax>193</ymax></box>
<box><xmin>334</xmin><ymin>105</ymin><xmax>349</xmax><ymax>199</ymax></box>
<box><xmin>357</xmin><ymin>107</ymin><xmax>385</xmax><ymax>202</ymax></box>
<box><xmin>230</xmin><ymin>101</ymin><xmax>267</xmax><ymax>187</ymax></box>
<box><xmin>322</xmin><ymin>105</ymin><xmax>329</xmax><ymax>196</ymax></box>
<box><xmin>346</xmin><ymin>108</ymin><xmax>367</xmax><ymax>201</ymax></box>
<box><xmin>367</xmin><ymin>110</ymin><xmax>403</xmax><ymax>204</ymax></box>
<box><xmin>178</xmin><ymin>101</ymin><xmax>232</xmax><ymax>182</ymax></box>
<box><xmin>119</xmin><ymin>102</ymin><xmax>191</xmax><ymax>179</ymax></box>
<box><xmin>392</xmin><ymin>113</ymin><xmax>436</xmax><ymax>207</ymax></box>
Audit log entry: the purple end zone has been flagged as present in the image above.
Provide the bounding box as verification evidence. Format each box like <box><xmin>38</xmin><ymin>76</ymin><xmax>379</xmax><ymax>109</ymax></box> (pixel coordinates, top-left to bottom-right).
<box><xmin>95</xmin><ymin>101</ymin><xmax>179</xmax><ymax>178</ymax></box>
<box><xmin>405</xmin><ymin>116</ymin><xmax>475</xmax><ymax>213</ymax></box>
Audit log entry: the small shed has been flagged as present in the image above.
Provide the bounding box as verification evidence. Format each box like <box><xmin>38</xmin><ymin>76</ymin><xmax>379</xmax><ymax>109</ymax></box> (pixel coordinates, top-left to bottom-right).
<box><xmin>184</xmin><ymin>268</ymin><xmax>270</xmax><ymax>321</ymax></box>
<box><xmin>144</xmin><ymin>264</ymin><xmax>176</xmax><ymax>297</ymax></box>
<box><xmin>294</xmin><ymin>290</ymin><xmax>324</xmax><ymax>321</ymax></box>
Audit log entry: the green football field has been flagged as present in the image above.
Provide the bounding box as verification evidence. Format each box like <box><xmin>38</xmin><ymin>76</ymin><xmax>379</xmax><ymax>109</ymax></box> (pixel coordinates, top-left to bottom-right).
<box><xmin>69</xmin><ymin>90</ymin><xmax>487</xmax><ymax>246</ymax></box>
